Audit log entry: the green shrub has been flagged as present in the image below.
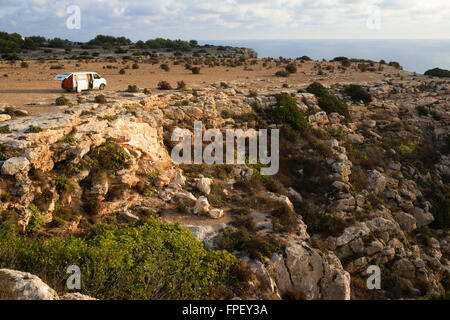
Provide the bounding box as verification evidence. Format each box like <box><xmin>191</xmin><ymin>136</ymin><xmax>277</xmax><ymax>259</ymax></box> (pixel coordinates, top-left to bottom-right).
<box><xmin>55</xmin><ymin>175</ymin><xmax>76</xmax><ymax>194</ymax></box>
<box><xmin>347</xmin><ymin>144</ymin><xmax>387</xmax><ymax>170</ymax></box>
<box><xmin>0</xmin><ymin>144</ymin><xmax>21</xmax><ymax>161</ymax></box>
<box><xmin>160</xmin><ymin>63</ymin><xmax>170</xmax><ymax>72</ymax></box>
<box><xmin>394</xmin><ymin>143</ymin><xmax>415</xmax><ymax>155</ymax></box>
<box><xmin>102</xmin><ymin>114</ymin><xmax>118</xmax><ymax>122</ymax></box>
<box><xmin>119</xmin><ymin>68</ymin><xmax>126</xmax><ymax>75</ymax></box>
<box><xmin>56</xmin><ymin>95</ymin><xmax>69</xmax><ymax>106</ymax></box>
<box><xmin>60</xmin><ymin>133</ymin><xmax>77</xmax><ymax>145</ymax></box>
<box><xmin>344</xmin><ymin>84</ymin><xmax>372</xmax><ymax>104</ymax></box>
<box><xmin>32</xmin><ymin>189</ymin><xmax>53</xmax><ymax>210</ymax></box>
<box><xmin>285</xmin><ymin>63</ymin><xmax>297</xmax><ymax>74</ymax></box>
<box><xmin>24</xmin><ymin>125</ymin><xmax>43</xmax><ymax>133</ymax></box>
<box><xmin>127</xmin><ymin>84</ymin><xmax>138</xmax><ymax>93</ymax></box>
<box><xmin>132</xmin><ymin>63</ymin><xmax>139</xmax><ymax>69</ymax></box>
<box><xmin>428</xmin><ymin>184</ymin><xmax>450</xmax><ymax>229</ymax></box>
<box><xmin>248</xmin><ymin>90</ymin><xmax>258</xmax><ymax>98</ymax></box>
<box><xmin>87</xmin><ymin>140</ymin><xmax>130</xmax><ymax>171</ymax></box>
<box><xmin>275</xmin><ymin>70</ymin><xmax>289</xmax><ymax>77</ymax></box>
<box><xmin>0</xmin><ymin>218</ymin><xmax>240</xmax><ymax>299</ymax></box>
<box><xmin>191</xmin><ymin>67</ymin><xmax>201</xmax><ymax>74</ymax></box>
<box><xmin>303</xmin><ymin>211</ymin><xmax>351</xmax><ymax>237</ymax></box>
<box><xmin>218</xmin><ymin>226</ymin><xmax>275</xmax><ymax>261</ymax></box>
<box><xmin>177</xmin><ymin>80</ymin><xmax>186</xmax><ymax>90</ymax></box>
<box><xmin>388</xmin><ymin>61</ymin><xmax>402</xmax><ymax>69</ymax></box>
<box><xmin>271</xmin><ymin>203</ymin><xmax>297</xmax><ymax>233</ymax></box>
<box><xmin>419</xmin><ymin>292</ymin><xmax>450</xmax><ymax>300</ymax></box>
<box><xmin>208</xmin><ymin>183</ymin><xmax>228</xmax><ymax>207</ymax></box>
<box><xmin>95</xmin><ymin>94</ymin><xmax>107</xmax><ymax>104</ymax></box>
<box><xmin>307</xmin><ymin>82</ymin><xmax>351</xmax><ymax>119</ymax></box>
<box><xmin>270</xmin><ymin>93</ymin><xmax>307</xmax><ymax>130</ymax></box>
<box><xmin>25</xmin><ymin>204</ymin><xmax>44</xmax><ymax>235</ymax></box>
<box><xmin>332</xmin><ymin>56</ymin><xmax>351</xmax><ymax>67</ymax></box>
<box><xmin>424</xmin><ymin>68</ymin><xmax>450</xmax><ymax>78</ymax></box>
<box><xmin>327</xmin><ymin>126</ymin><xmax>347</xmax><ymax>141</ymax></box>
<box><xmin>416</xmin><ymin>105</ymin><xmax>429</xmax><ymax>116</ymax></box>
<box><xmin>0</xmin><ymin>125</ymin><xmax>11</xmax><ymax>134</ymax></box>
<box><xmin>52</xmin><ymin>203</ymin><xmax>79</xmax><ymax>222</ymax></box>
<box><xmin>157</xmin><ymin>81</ymin><xmax>172</xmax><ymax>90</ymax></box>
<box><xmin>114</xmin><ymin>48</ymin><xmax>127</xmax><ymax>54</ymax></box>
<box><xmin>1</xmin><ymin>106</ymin><xmax>26</xmax><ymax>118</ymax></box>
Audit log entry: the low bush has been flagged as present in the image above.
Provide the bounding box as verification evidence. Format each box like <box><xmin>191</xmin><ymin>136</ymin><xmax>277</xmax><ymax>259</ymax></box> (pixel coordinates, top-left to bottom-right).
<box><xmin>285</xmin><ymin>63</ymin><xmax>297</xmax><ymax>74</ymax></box>
<box><xmin>344</xmin><ymin>84</ymin><xmax>372</xmax><ymax>104</ymax></box>
<box><xmin>428</xmin><ymin>184</ymin><xmax>450</xmax><ymax>229</ymax></box>
<box><xmin>24</xmin><ymin>125</ymin><xmax>43</xmax><ymax>133</ymax></box>
<box><xmin>347</xmin><ymin>143</ymin><xmax>387</xmax><ymax>170</ymax></box>
<box><xmin>191</xmin><ymin>67</ymin><xmax>201</xmax><ymax>74</ymax></box>
<box><xmin>218</xmin><ymin>226</ymin><xmax>275</xmax><ymax>261</ymax></box>
<box><xmin>271</xmin><ymin>203</ymin><xmax>297</xmax><ymax>233</ymax></box>
<box><xmin>94</xmin><ymin>94</ymin><xmax>107</xmax><ymax>104</ymax></box>
<box><xmin>424</xmin><ymin>68</ymin><xmax>450</xmax><ymax>78</ymax></box>
<box><xmin>307</xmin><ymin>82</ymin><xmax>351</xmax><ymax>119</ymax></box>
<box><xmin>157</xmin><ymin>81</ymin><xmax>172</xmax><ymax>90</ymax></box>
<box><xmin>87</xmin><ymin>140</ymin><xmax>130</xmax><ymax>171</ymax></box>
<box><xmin>177</xmin><ymin>80</ymin><xmax>186</xmax><ymax>90</ymax></box>
<box><xmin>248</xmin><ymin>90</ymin><xmax>258</xmax><ymax>98</ymax></box>
<box><xmin>416</xmin><ymin>105</ymin><xmax>429</xmax><ymax>116</ymax></box>
<box><xmin>332</xmin><ymin>56</ymin><xmax>351</xmax><ymax>67</ymax></box>
<box><xmin>388</xmin><ymin>61</ymin><xmax>402</xmax><ymax>69</ymax></box>
<box><xmin>56</xmin><ymin>95</ymin><xmax>69</xmax><ymax>106</ymax></box>
<box><xmin>55</xmin><ymin>175</ymin><xmax>76</xmax><ymax>194</ymax></box>
<box><xmin>303</xmin><ymin>211</ymin><xmax>352</xmax><ymax>237</ymax></box>
<box><xmin>127</xmin><ymin>84</ymin><xmax>138</xmax><ymax>93</ymax></box>
<box><xmin>275</xmin><ymin>70</ymin><xmax>289</xmax><ymax>77</ymax></box>
<box><xmin>25</xmin><ymin>204</ymin><xmax>44</xmax><ymax>235</ymax></box>
<box><xmin>0</xmin><ymin>125</ymin><xmax>11</xmax><ymax>134</ymax></box>
<box><xmin>0</xmin><ymin>218</ymin><xmax>240</xmax><ymax>299</ymax></box>
<box><xmin>269</xmin><ymin>93</ymin><xmax>308</xmax><ymax>130</ymax></box>
<box><xmin>160</xmin><ymin>63</ymin><xmax>170</xmax><ymax>72</ymax></box>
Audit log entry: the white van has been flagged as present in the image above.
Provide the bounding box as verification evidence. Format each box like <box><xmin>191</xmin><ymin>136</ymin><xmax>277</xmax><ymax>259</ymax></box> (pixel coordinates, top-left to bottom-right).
<box><xmin>54</xmin><ymin>72</ymin><xmax>107</xmax><ymax>93</ymax></box>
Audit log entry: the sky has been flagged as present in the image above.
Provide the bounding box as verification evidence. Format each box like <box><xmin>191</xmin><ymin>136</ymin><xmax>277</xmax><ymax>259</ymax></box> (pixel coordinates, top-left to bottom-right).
<box><xmin>0</xmin><ymin>0</ymin><xmax>449</xmax><ymax>41</ymax></box>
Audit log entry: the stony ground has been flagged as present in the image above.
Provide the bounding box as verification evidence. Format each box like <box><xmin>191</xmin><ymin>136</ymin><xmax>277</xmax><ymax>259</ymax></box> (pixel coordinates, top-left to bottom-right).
<box><xmin>0</xmin><ymin>57</ymin><xmax>449</xmax><ymax>300</ymax></box>
<box><xmin>0</xmin><ymin>57</ymin><xmax>395</xmax><ymax>113</ymax></box>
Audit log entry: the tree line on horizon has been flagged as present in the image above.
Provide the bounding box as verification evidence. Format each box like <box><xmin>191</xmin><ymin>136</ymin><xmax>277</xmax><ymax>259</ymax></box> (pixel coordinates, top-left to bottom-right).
<box><xmin>0</xmin><ymin>31</ymin><xmax>198</xmax><ymax>54</ymax></box>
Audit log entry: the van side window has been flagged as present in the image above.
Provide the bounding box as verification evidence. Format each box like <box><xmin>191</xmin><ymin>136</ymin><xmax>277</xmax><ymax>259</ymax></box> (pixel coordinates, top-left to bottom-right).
<box><xmin>94</xmin><ymin>74</ymin><xmax>101</xmax><ymax>79</ymax></box>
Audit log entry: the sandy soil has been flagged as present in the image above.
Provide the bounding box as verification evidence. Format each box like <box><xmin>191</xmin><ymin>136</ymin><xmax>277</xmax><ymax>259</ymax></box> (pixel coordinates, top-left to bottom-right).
<box><xmin>0</xmin><ymin>59</ymin><xmax>402</xmax><ymax>115</ymax></box>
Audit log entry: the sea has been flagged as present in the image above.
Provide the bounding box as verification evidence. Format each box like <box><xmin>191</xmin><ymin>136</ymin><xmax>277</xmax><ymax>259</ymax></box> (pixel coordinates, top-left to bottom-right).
<box><xmin>199</xmin><ymin>39</ymin><xmax>450</xmax><ymax>74</ymax></box>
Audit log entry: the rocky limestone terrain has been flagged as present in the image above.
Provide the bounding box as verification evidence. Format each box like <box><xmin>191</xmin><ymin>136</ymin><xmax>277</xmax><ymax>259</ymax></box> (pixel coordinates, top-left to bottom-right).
<box><xmin>0</xmin><ymin>69</ymin><xmax>448</xmax><ymax>300</ymax></box>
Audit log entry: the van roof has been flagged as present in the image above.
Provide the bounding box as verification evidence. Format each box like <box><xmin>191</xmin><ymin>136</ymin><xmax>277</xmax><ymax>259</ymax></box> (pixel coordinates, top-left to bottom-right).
<box><xmin>53</xmin><ymin>72</ymin><xmax>100</xmax><ymax>80</ymax></box>
<box><xmin>59</xmin><ymin>72</ymin><xmax>99</xmax><ymax>75</ymax></box>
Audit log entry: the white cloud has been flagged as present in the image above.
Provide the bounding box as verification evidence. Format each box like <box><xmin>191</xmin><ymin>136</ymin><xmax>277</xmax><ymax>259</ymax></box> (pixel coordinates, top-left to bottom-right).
<box><xmin>0</xmin><ymin>0</ymin><xmax>448</xmax><ymax>40</ymax></box>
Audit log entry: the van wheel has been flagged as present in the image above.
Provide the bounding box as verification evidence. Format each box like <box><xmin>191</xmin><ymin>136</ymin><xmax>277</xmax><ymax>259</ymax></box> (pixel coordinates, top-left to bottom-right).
<box><xmin>99</xmin><ymin>84</ymin><xmax>105</xmax><ymax>91</ymax></box>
